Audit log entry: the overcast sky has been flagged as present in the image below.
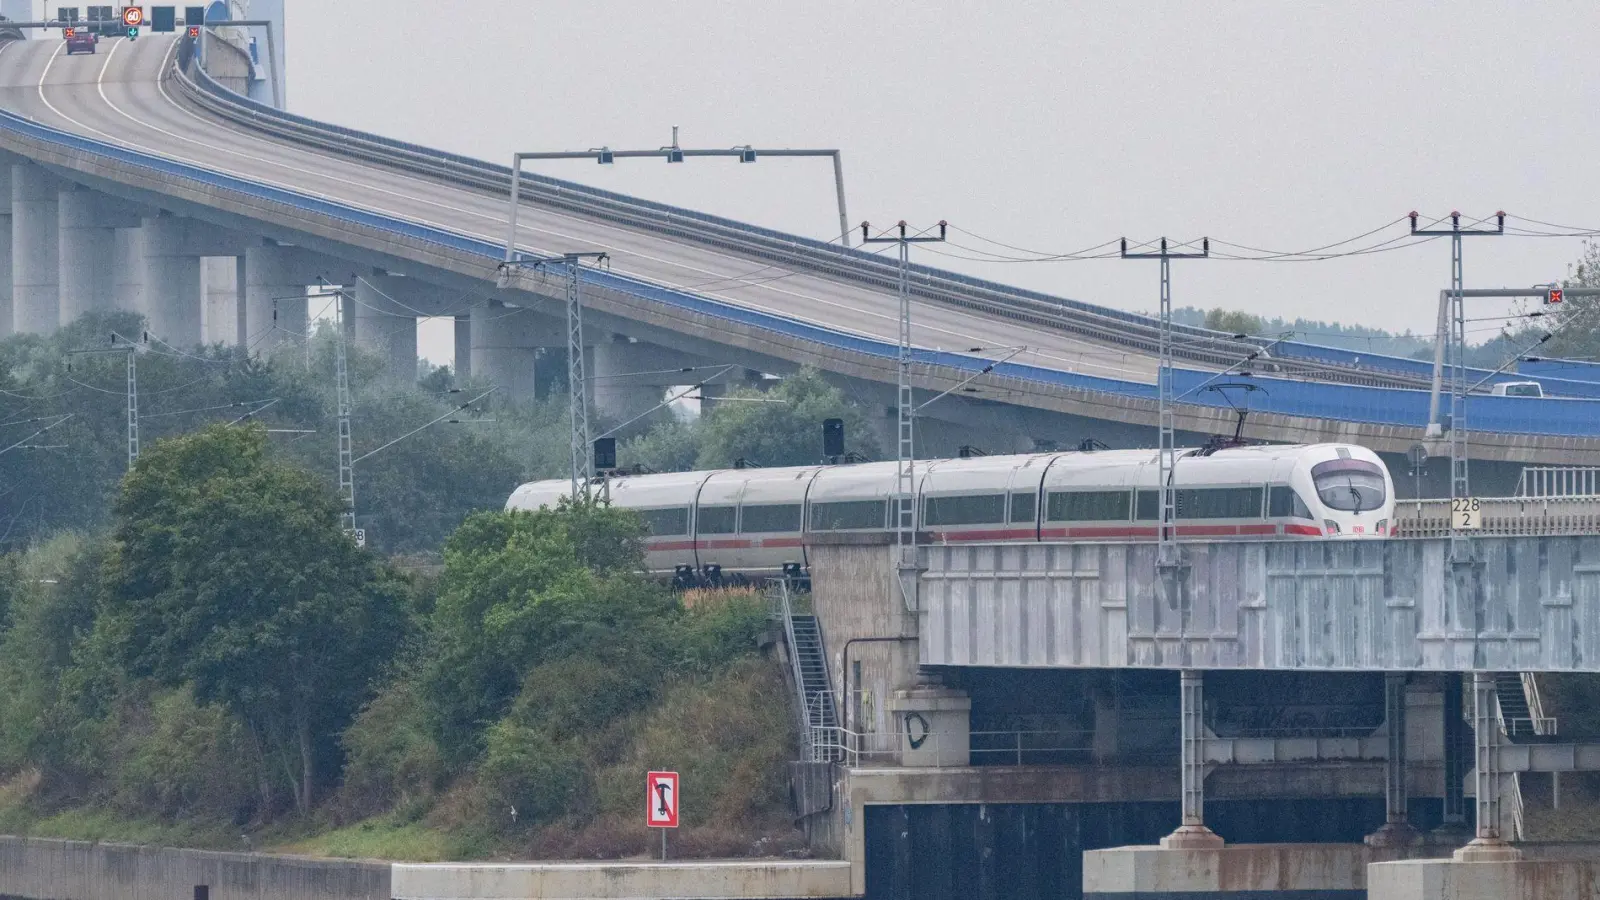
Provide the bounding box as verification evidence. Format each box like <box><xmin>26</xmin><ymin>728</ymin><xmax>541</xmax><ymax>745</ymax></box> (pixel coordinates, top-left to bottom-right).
<box><xmin>285</xmin><ymin>2</ymin><xmax>1600</xmax><ymax>365</ymax></box>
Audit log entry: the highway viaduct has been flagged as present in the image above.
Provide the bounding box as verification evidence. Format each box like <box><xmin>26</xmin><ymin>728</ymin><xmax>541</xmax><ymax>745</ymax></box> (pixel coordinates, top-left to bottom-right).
<box><xmin>0</xmin><ymin>31</ymin><xmax>1596</xmax><ymax>487</ymax></box>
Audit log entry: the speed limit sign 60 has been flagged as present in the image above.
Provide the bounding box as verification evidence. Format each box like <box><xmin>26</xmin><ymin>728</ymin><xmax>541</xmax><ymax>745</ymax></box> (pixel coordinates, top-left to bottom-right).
<box><xmin>122</xmin><ymin>6</ymin><xmax>144</xmax><ymax>27</ymax></box>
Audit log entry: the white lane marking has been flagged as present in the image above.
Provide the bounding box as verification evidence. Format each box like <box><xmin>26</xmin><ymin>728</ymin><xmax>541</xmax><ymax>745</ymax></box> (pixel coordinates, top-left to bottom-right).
<box><xmin>44</xmin><ymin>39</ymin><xmax>1145</xmax><ymax>379</ymax></box>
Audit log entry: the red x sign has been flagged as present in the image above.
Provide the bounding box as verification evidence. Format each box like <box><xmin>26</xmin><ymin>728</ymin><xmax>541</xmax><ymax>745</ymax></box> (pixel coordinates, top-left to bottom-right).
<box><xmin>1547</xmin><ymin>289</ymin><xmax>1564</xmax><ymax>305</ymax></box>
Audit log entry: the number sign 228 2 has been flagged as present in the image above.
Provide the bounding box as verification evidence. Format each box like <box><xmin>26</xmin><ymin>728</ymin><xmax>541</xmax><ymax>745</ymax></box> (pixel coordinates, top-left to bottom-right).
<box><xmin>1451</xmin><ymin>497</ymin><xmax>1482</xmax><ymax>530</ymax></box>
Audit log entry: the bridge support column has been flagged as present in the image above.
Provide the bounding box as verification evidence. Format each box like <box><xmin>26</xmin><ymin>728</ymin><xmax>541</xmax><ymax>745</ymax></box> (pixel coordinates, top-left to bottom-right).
<box><xmin>58</xmin><ymin>188</ymin><xmax>142</xmax><ymax>325</ymax></box>
<box><xmin>1436</xmin><ymin>674</ymin><xmax>1471</xmax><ymax>839</ymax></box>
<box><xmin>201</xmin><ymin>257</ymin><xmax>242</xmax><ymax>346</ymax></box>
<box><xmin>12</xmin><ymin>163</ymin><xmax>60</xmax><ymax>334</ymax></box>
<box><xmin>0</xmin><ymin>167</ymin><xmax>12</xmax><ymax>339</ymax></box>
<box><xmin>141</xmin><ymin>215</ymin><xmax>203</xmax><ymax>345</ymax></box>
<box><xmin>470</xmin><ymin>301</ymin><xmax>562</xmax><ymax>401</ymax></box>
<box><xmin>354</xmin><ymin>277</ymin><xmax>418</xmax><ymax>383</ymax></box>
<box><xmin>1162</xmin><ymin>669</ymin><xmax>1223</xmax><ymax>849</ymax></box>
<box><xmin>244</xmin><ymin>243</ymin><xmax>309</xmax><ymax>356</ymax></box>
<box><xmin>1456</xmin><ymin>671</ymin><xmax>1520</xmax><ymax>861</ymax></box>
<box><xmin>454</xmin><ymin>314</ymin><xmax>470</xmax><ymax>379</ymax></box>
<box><xmin>592</xmin><ymin>335</ymin><xmax>715</xmax><ymax>425</ymax></box>
<box><xmin>114</xmin><ymin>227</ymin><xmax>144</xmax><ymax>317</ymax></box>
<box><xmin>1368</xmin><ymin>673</ymin><xmax>1421</xmax><ymax>846</ymax></box>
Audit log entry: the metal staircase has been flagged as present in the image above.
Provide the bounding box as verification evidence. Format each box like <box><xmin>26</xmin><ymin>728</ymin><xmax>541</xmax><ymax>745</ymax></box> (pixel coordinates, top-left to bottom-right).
<box><xmin>772</xmin><ymin>580</ymin><xmax>841</xmax><ymax>762</ymax></box>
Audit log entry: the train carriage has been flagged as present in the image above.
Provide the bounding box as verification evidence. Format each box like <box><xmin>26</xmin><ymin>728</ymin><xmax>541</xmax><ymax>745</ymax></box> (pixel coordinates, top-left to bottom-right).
<box><xmin>505</xmin><ymin>442</ymin><xmax>1395</xmax><ymax>581</ymax></box>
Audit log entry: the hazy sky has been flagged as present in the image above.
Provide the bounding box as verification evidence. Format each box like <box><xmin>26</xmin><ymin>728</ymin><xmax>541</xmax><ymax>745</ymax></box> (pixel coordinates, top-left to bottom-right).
<box><xmin>285</xmin><ymin>2</ymin><xmax>1600</xmax><ymax>364</ymax></box>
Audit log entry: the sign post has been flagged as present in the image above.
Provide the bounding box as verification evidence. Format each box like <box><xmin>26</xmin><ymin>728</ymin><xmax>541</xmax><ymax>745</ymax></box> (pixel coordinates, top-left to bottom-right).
<box><xmin>646</xmin><ymin>770</ymin><xmax>679</xmax><ymax>860</ymax></box>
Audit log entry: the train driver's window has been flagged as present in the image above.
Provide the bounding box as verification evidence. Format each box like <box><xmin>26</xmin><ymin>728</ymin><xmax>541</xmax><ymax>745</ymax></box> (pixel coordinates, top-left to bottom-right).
<box><xmin>1268</xmin><ymin>486</ymin><xmax>1314</xmax><ymax>520</ymax></box>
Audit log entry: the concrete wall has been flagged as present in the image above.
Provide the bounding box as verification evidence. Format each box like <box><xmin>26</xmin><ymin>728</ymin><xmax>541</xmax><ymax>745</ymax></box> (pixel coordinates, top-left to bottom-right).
<box><xmin>0</xmin><ymin>837</ymin><xmax>390</xmax><ymax>900</ymax></box>
<box><xmin>807</xmin><ymin>535</ymin><xmax>921</xmax><ymax>739</ymax></box>
<box><xmin>391</xmin><ymin>860</ymin><xmax>851</xmax><ymax>900</ymax></box>
<box><xmin>1082</xmin><ymin>843</ymin><xmax>1436</xmax><ymax>899</ymax></box>
<box><xmin>1368</xmin><ymin>856</ymin><xmax>1600</xmax><ymax>900</ymax></box>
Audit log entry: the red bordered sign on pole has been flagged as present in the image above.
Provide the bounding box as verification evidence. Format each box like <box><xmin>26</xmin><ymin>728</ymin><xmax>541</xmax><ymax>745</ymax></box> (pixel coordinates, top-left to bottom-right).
<box><xmin>646</xmin><ymin>770</ymin><xmax>679</xmax><ymax>828</ymax></box>
<box><xmin>121</xmin><ymin>6</ymin><xmax>144</xmax><ymax>27</ymax></box>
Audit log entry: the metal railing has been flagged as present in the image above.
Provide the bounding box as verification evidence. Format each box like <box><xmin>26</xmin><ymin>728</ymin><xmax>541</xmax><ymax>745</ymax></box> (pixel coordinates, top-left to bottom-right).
<box><xmin>1393</xmin><ymin>497</ymin><xmax>1600</xmax><ymax>538</ymax></box>
<box><xmin>1522</xmin><ymin>673</ymin><xmax>1556</xmax><ymax>738</ymax></box>
<box><xmin>770</xmin><ymin>580</ymin><xmax>822</xmax><ymax>762</ymax></box>
<box><xmin>1517</xmin><ymin>466</ymin><xmax>1600</xmax><ymax>499</ymax></box>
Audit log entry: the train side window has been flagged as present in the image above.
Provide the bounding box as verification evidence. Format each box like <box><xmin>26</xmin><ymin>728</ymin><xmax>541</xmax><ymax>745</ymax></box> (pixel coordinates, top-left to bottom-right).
<box><xmin>741</xmin><ymin>503</ymin><xmax>802</xmax><ymax>533</ymax></box>
<box><xmin>697</xmin><ymin>505</ymin><xmax>737</xmax><ymax>534</ymax></box>
<box><xmin>1268</xmin><ymin>486</ymin><xmax>1314</xmax><ymax>520</ymax></box>
<box><xmin>923</xmin><ymin>493</ymin><xmax>1006</xmax><ymax>526</ymax></box>
<box><xmin>1048</xmin><ymin>490</ymin><xmax>1131</xmax><ymax>522</ymax></box>
<box><xmin>1009</xmin><ymin>492</ymin><xmax>1037</xmax><ymax>524</ymax></box>
<box><xmin>640</xmin><ymin>507</ymin><xmax>689</xmax><ymax>535</ymax></box>
<box><xmin>1135</xmin><ymin>490</ymin><xmax>1158</xmax><ymax>521</ymax></box>
<box><xmin>809</xmin><ymin>499</ymin><xmax>887</xmax><ymax>531</ymax></box>
<box><xmin>1175</xmin><ymin>487</ymin><xmax>1264</xmax><ymax>519</ymax></box>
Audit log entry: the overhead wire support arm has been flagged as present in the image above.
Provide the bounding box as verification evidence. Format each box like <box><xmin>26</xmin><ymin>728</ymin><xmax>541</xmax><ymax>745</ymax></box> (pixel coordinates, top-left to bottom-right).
<box><xmin>1119</xmin><ymin>238</ymin><xmax>1210</xmax><ymax>569</ymax></box>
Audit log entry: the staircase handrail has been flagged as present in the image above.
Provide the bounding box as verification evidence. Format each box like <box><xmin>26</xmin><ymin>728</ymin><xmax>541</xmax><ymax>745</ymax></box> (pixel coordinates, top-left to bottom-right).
<box><xmin>1522</xmin><ymin>672</ymin><xmax>1556</xmax><ymax>737</ymax></box>
<box><xmin>771</xmin><ymin>579</ymin><xmax>818</xmax><ymax>759</ymax></box>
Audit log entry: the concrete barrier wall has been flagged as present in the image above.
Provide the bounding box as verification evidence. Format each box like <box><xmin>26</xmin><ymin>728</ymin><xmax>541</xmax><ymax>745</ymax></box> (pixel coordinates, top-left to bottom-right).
<box><xmin>0</xmin><ymin>837</ymin><xmax>390</xmax><ymax>900</ymax></box>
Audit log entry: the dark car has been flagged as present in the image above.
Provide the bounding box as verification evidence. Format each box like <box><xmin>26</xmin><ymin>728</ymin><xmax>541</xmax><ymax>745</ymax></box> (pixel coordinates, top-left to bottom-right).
<box><xmin>65</xmin><ymin>30</ymin><xmax>98</xmax><ymax>55</ymax></box>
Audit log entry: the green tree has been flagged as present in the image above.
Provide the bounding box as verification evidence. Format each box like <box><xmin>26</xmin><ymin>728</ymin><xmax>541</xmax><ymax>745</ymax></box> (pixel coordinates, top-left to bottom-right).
<box><xmin>694</xmin><ymin>368</ymin><xmax>877</xmax><ymax>469</ymax></box>
<box><xmin>422</xmin><ymin>502</ymin><xmax>672</xmax><ymax>765</ymax></box>
<box><xmin>1203</xmin><ymin>307</ymin><xmax>1265</xmax><ymax>337</ymax></box>
<box><xmin>100</xmin><ymin>424</ymin><xmax>408</xmax><ymax>813</ymax></box>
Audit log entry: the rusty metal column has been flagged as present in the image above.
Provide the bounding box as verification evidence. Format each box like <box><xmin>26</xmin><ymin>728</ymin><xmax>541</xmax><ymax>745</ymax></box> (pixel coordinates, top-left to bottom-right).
<box><xmin>1162</xmin><ymin>669</ymin><xmax>1223</xmax><ymax>848</ymax></box>
<box><xmin>1367</xmin><ymin>673</ymin><xmax>1419</xmax><ymax>845</ymax></box>
<box><xmin>1455</xmin><ymin>671</ymin><xmax>1519</xmax><ymax>861</ymax></box>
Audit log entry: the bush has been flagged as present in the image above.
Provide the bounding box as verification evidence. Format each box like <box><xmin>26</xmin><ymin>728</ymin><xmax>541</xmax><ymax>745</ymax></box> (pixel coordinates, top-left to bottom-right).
<box><xmin>339</xmin><ymin>679</ymin><xmax>446</xmax><ymax>819</ymax></box>
<box><xmin>593</xmin><ymin>657</ymin><xmax>794</xmax><ymax>829</ymax></box>
<box><xmin>478</xmin><ymin>720</ymin><xmax>587</xmax><ymax>828</ymax></box>
<box><xmin>107</xmin><ymin>686</ymin><xmax>258</xmax><ymax>822</ymax></box>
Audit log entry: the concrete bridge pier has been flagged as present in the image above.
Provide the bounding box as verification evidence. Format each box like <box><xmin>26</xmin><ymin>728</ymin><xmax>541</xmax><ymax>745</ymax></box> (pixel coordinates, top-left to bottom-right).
<box><xmin>470</xmin><ymin>301</ymin><xmax>563</xmax><ymax>400</ymax></box>
<box><xmin>114</xmin><ymin>227</ymin><xmax>144</xmax><ymax>317</ymax></box>
<box><xmin>454</xmin><ymin>314</ymin><xmax>470</xmax><ymax>379</ymax></box>
<box><xmin>591</xmin><ymin>334</ymin><xmax>716</xmax><ymax>425</ymax></box>
<box><xmin>11</xmin><ymin>162</ymin><xmax>60</xmax><ymax>335</ymax></box>
<box><xmin>201</xmin><ymin>257</ymin><xmax>243</xmax><ymax>346</ymax></box>
<box><xmin>243</xmin><ymin>243</ymin><xmax>352</xmax><ymax>356</ymax></box>
<box><xmin>58</xmin><ymin>187</ymin><xmax>144</xmax><ymax>325</ymax></box>
<box><xmin>353</xmin><ymin>276</ymin><xmax>419</xmax><ymax>383</ymax></box>
<box><xmin>0</xmin><ymin>166</ymin><xmax>13</xmax><ymax>338</ymax></box>
<box><xmin>141</xmin><ymin>215</ymin><xmax>250</xmax><ymax>346</ymax></box>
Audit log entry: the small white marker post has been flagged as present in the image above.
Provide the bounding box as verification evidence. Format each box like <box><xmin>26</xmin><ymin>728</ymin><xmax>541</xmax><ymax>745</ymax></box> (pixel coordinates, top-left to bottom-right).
<box><xmin>646</xmin><ymin>771</ymin><xmax>679</xmax><ymax>860</ymax></box>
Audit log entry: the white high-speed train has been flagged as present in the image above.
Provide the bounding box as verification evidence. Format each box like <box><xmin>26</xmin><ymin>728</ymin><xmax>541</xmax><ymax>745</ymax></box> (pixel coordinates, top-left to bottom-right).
<box><xmin>506</xmin><ymin>443</ymin><xmax>1395</xmax><ymax>581</ymax></box>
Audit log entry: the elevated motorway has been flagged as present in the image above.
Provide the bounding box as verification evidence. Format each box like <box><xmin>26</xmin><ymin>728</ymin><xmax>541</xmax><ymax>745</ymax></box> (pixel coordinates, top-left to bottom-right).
<box><xmin>0</xmin><ymin>33</ymin><xmax>1597</xmax><ymax>465</ymax></box>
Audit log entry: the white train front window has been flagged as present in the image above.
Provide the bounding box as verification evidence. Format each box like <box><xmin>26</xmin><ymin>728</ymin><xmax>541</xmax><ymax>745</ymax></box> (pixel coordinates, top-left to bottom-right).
<box><xmin>1311</xmin><ymin>460</ymin><xmax>1387</xmax><ymax>513</ymax></box>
